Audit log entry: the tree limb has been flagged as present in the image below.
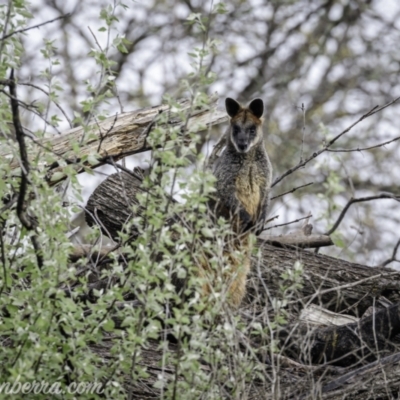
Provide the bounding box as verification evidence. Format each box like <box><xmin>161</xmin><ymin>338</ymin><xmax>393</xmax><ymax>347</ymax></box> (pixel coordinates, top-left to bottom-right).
<box><xmin>271</xmin><ymin>182</ymin><xmax>314</xmax><ymax>200</ymax></box>
<box><xmin>325</xmin><ymin>194</ymin><xmax>400</xmax><ymax>236</ymax></box>
<box><xmin>0</xmin><ymin>14</ymin><xmax>70</xmax><ymax>41</ymax></box>
<box><xmin>380</xmin><ymin>238</ymin><xmax>400</xmax><ymax>268</ymax></box>
<box><xmin>8</xmin><ymin>70</ymin><xmax>43</xmax><ymax>268</ymax></box>
<box><xmin>326</xmin><ymin>135</ymin><xmax>400</xmax><ymax>153</ymax></box>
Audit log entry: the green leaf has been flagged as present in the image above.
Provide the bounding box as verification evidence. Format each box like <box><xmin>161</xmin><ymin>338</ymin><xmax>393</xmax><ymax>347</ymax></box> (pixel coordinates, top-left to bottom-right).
<box><xmin>49</xmin><ymin>171</ymin><xmax>65</xmax><ymax>182</ymax></box>
<box><xmin>87</xmin><ymin>153</ymin><xmax>99</xmax><ymax>166</ymax></box>
<box><xmin>102</xmin><ymin>319</ymin><xmax>115</xmax><ymax>332</ymax></box>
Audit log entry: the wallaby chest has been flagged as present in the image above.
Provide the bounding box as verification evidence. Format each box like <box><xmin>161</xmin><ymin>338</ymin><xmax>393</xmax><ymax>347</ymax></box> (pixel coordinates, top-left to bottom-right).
<box><xmin>235</xmin><ymin>160</ymin><xmax>267</xmax><ymax>220</ymax></box>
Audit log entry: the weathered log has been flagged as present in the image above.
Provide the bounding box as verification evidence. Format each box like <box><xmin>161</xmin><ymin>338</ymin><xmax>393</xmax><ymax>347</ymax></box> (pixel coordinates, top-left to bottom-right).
<box><xmin>319</xmin><ymin>352</ymin><xmax>400</xmax><ymax>399</ymax></box>
<box><xmin>1</xmin><ymin>96</ymin><xmax>227</xmax><ymax>185</ymax></box>
<box><xmin>251</xmin><ymin>245</ymin><xmax>400</xmax><ymax>316</ymax></box>
<box><xmin>85</xmin><ymin>168</ymin><xmax>148</xmax><ymax>239</ymax></box>
<box><xmin>299</xmin><ymin>304</ymin><xmax>358</xmax><ymax>326</ymax></box>
<box><xmin>277</xmin><ymin>302</ymin><xmax>400</xmax><ymax>367</ymax></box>
<box><xmin>260</xmin><ymin>233</ymin><xmax>333</xmax><ymax>248</ymax></box>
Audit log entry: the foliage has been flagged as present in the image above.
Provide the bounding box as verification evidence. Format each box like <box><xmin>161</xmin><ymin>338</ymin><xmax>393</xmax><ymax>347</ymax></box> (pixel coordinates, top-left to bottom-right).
<box><xmin>1</xmin><ymin>0</ymin><xmax>400</xmax><ymax>399</ymax></box>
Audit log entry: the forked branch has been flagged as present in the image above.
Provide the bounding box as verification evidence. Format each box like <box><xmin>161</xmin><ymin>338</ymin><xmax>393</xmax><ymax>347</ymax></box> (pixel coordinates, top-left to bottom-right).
<box><xmin>325</xmin><ymin>194</ymin><xmax>400</xmax><ymax>236</ymax></box>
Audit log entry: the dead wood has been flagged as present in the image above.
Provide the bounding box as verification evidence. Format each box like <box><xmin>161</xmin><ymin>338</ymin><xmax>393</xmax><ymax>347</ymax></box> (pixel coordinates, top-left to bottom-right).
<box><xmin>251</xmin><ymin>245</ymin><xmax>400</xmax><ymax>316</ymax></box>
<box><xmin>318</xmin><ymin>352</ymin><xmax>400</xmax><ymax>399</ymax></box>
<box><xmin>276</xmin><ymin>302</ymin><xmax>400</xmax><ymax>367</ymax></box>
<box><xmin>1</xmin><ymin>96</ymin><xmax>227</xmax><ymax>185</ymax></box>
<box><xmin>260</xmin><ymin>233</ymin><xmax>333</xmax><ymax>248</ymax></box>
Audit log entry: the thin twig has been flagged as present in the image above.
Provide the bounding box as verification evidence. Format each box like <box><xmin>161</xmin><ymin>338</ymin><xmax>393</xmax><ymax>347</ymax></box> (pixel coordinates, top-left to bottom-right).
<box><xmin>0</xmin><ymin>14</ymin><xmax>70</xmax><ymax>41</ymax></box>
<box><xmin>19</xmin><ymin>82</ymin><xmax>72</xmax><ymax>127</ymax></box>
<box><xmin>96</xmin><ymin>113</ymin><xmax>118</xmax><ymax>152</ymax></box>
<box><xmin>379</xmin><ymin>238</ymin><xmax>400</xmax><ymax>268</ymax></box>
<box><xmin>87</xmin><ymin>25</ymin><xmax>124</xmax><ymax>114</ymax></box>
<box><xmin>0</xmin><ymin>89</ymin><xmax>39</xmax><ymax>110</ymax></box>
<box><xmin>263</xmin><ymin>214</ymin><xmax>312</xmax><ymax>231</ymax></box>
<box><xmin>326</xmin><ymin>135</ymin><xmax>400</xmax><ymax>153</ymax></box>
<box><xmin>0</xmin><ymin>88</ymin><xmax>63</xmax><ymax>134</ymax></box>
<box><xmin>265</xmin><ymin>214</ymin><xmax>279</xmax><ymax>224</ymax></box>
<box><xmin>272</xmin><ymin>97</ymin><xmax>400</xmax><ymax>188</ymax></box>
<box><xmin>88</xmin><ymin>26</ymin><xmax>104</xmax><ymax>52</ymax></box>
<box><xmin>0</xmin><ymin>0</ymin><xmax>12</xmax><ymax>56</ymax></box>
<box><xmin>325</xmin><ymin>194</ymin><xmax>400</xmax><ymax>236</ymax></box>
<box><xmin>0</xmin><ymin>221</ymin><xmax>8</xmax><ymax>295</ymax></box>
<box><xmin>87</xmin><ymin>11</ymin><xmax>124</xmax><ymax>114</ymax></box>
<box><xmin>271</xmin><ymin>182</ymin><xmax>313</xmax><ymax>200</ymax></box>
<box><xmin>0</xmin><ymin>80</ymin><xmax>72</xmax><ymax>128</ymax></box>
<box><xmin>298</xmin><ymin>103</ymin><xmax>306</xmax><ymax>163</ymax></box>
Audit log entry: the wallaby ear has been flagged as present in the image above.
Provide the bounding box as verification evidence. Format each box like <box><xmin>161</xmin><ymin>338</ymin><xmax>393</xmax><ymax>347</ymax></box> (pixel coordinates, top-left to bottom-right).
<box><xmin>225</xmin><ymin>98</ymin><xmax>241</xmax><ymax>118</ymax></box>
<box><xmin>248</xmin><ymin>98</ymin><xmax>264</xmax><ymax>119</ymax></box>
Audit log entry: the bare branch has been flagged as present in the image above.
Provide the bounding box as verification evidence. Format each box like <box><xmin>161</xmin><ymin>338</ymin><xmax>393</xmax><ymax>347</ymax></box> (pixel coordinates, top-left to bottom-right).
<box><xmin>19</xmin><ymin>82</ymin><xmax>73</xmax><ymax>128</ymax></box>
<box><xmin>0</xmin><ymin>14</ymin><xmax>70</xmax><ymax>41</ymax></box>
<box><xmin>263</xmin><ymin>214</ymin><xmax>313</xmax><ymax>231</ymax></box>
<box><xmin>8</xmin><ymin>70</ymin><xmax>43</xmax><ymax>268</ymax></box>
<box><xmin>379</xmin><ymin>238</ymin><xmax>400</xmax><ymax>268</ymax></box>
<box><xmin>298</xmin><ymin>102</ymin><xmax>306</xmax><ymax>163</ymax></box>
<box><xmin>0</xmin><ymin>88</ymin><xmax>63</xmax><ymax>134</ymax></box>
<box><xmin>326</xmin><ymin>135</ymin><xmax>400</xmax><ymax>153</ymax></box>
<box><xmin>0</xmin><ymin>80</ymin><xmax>73</xmax><ymax>128</ymax></box>
<box><xmin>265</xmin><ymin>214</ymin><xmax>279</xmax><ymax>224</ymax></box>
<box><xmin>1</xmin><ymin>96</ymin><xmax>227</xmax><ymax>185</ymax></box>
<box><xmin>272</xmin><ymin>97</ymin><xmax>400</xmax><ymax>188</ymax></box>
<box><xmin>271</xmin><ymin>182</ymin><xmax>313</xmax><ymax>200</ymax></box>
<box><xmin>325</xmin><ymin>194</ymin><xmax>400</xmax><ymax>236</ymax></box>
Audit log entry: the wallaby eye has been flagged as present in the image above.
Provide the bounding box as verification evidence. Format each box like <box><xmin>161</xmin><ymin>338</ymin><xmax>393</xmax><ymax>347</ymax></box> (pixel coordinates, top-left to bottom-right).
<box><xmin>248</xmin><ymin>127</ymin><xmax>256</xmax><ymax>135</ymax></box>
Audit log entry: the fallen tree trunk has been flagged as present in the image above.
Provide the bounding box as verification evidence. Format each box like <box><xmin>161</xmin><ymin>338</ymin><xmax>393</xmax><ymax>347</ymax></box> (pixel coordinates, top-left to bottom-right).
<box><xmin>250</xmin><ymin>244</ymin><xmax>400</xmax><ymax>315</ymax></box>
<box><xmin>77</xmin><ymin>167</ymin><xmax>400</xmax><ymax>397</ymax></box>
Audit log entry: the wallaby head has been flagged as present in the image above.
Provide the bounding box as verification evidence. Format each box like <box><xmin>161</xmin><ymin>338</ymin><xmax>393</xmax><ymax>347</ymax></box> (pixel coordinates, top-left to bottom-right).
<box><xmin>225</xmin><ymin>98</ymin><xmax>264</xmax><ymax>154</ymax></box>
